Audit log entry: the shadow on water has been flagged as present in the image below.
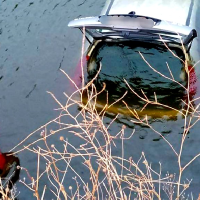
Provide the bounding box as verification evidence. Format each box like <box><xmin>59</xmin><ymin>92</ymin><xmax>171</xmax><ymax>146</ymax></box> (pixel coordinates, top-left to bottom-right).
<box><xmin>82</xmin><ymin>41</ymin><xmax>189</xmax><ymax>124</ymax></box>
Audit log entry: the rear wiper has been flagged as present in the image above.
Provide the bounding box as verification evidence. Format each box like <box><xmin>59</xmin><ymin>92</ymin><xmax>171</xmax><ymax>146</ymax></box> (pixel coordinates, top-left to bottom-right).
<box><xmin>98</xmin><ymin>34</ymin><xmax>180</xmax><ymax>44</ymax></box>
<box><xmin>92</xmin><ymin>29</ymin><xmax>182</xmax><ymax>43</ymax></box>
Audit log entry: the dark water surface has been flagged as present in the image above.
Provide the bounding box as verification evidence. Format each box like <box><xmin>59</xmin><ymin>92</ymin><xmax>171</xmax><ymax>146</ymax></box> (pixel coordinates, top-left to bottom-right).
<box><xmin>1</xmin><ymin>0</ymin><xmax>200</xmax><ymax>199</ymax></box>
<box><xmin>86</xmin><ymin>42</ymin><xmax>186</xmax><ymax>113</ymax></box>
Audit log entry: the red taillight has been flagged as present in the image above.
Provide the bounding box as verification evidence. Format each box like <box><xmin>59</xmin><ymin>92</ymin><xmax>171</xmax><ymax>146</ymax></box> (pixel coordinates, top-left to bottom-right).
<box><xmin>86</xmin><ymin>55</ymin><xmax>90</xmax><ymax>61</ymax></box>
<box><xmin>188</xmin><ymin>65</ymin><xmax>197</xmax><ymax>97</ymax></box>
<box><xmin>0</xmin><ymin>152</ymin><xmax>6</xmax><ymax>171</ymax></box>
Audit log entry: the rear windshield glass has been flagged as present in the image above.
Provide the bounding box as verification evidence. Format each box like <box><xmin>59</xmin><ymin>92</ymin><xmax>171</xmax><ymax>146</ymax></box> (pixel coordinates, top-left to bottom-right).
<box><xmin>86</xmin><ymin>41</ymin><xmax>186</xmax><ymax>113</ymax></box>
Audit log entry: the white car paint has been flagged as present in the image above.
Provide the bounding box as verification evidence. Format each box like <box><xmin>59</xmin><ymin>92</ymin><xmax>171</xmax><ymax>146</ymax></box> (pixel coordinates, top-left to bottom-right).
<box><xmin>101</xmin><ymin>0</ymin><xmax>193</xmax><ymax>26</ymax></box>
<box><xmin>101</xmin><ymin>0</ymin><xmax>200</xmax><ymax>63</ymax></box>
<box><xmin>68</xmin><ymin>0</ymin><xmax>197</xmax><ymax>49</ymax></box>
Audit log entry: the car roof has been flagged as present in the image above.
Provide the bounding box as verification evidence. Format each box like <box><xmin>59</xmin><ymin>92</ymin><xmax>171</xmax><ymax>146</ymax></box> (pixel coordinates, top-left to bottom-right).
<box><xmin>101</xmin><ymin>0</ymin><xmax>193</xmax><ymax>26</ymax></box>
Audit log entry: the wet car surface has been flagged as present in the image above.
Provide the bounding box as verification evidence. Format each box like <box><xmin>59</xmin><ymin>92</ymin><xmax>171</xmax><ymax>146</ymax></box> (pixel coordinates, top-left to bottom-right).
<box><xmin>85</xmin><ymin>41</ymin><xmax>187</xmax><ymax>118</ymax></box>
<box><xmin>1</xmin><ymin>0</ymin><xmax>200</xmax><ymax>199</ymax></box>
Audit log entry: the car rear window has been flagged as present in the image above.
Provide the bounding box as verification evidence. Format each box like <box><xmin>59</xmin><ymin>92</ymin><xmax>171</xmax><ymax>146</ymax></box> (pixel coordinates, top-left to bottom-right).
<box><xmin>87</xmin><ymin>41</ymin><xmax>186</xmax><ymax>113</ymax></box>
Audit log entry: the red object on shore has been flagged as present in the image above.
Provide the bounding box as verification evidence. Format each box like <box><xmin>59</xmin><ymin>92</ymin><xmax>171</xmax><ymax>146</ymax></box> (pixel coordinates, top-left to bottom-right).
<box><xmin>0</xmin><ymin>152</ymin><xmax>6</xmax><ymax>171</ymax></box>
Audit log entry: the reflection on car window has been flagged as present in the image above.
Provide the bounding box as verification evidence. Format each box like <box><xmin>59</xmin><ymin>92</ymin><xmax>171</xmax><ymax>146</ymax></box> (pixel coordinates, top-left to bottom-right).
<box><xmin>86</xmin><ymin>41</ymin><xmax>186</xmax><ymax>118</ymax></box>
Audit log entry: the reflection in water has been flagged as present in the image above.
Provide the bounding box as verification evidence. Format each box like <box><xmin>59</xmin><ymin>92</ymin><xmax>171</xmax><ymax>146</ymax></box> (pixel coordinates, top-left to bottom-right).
<box><xmin>0</xmin><ymin>151</ymin><xmax>20</xmax><ymax>199</ymax></box>
<box><xmin>83</xmin><ymin>41</ymin><xmax>191</xmax><ymax>121</ymax></box>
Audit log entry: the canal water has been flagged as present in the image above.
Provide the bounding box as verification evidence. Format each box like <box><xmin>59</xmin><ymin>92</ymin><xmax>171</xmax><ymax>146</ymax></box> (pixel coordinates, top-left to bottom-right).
<box><xmin>0</xmin><ymin>0</ymin><xmax>200</xmax><ymax>199</ymax></box>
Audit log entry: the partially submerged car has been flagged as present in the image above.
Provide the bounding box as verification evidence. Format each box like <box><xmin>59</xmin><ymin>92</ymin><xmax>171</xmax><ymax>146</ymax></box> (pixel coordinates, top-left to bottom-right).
<box><xmin>69</xmin><ymin>0</ymin><xmax>197</xmax><ymax>51</ymax></box>
<box><xmin>68</xmin><ymin>0</ymin><xmax>198</xmax><ymax>119</ymax></box>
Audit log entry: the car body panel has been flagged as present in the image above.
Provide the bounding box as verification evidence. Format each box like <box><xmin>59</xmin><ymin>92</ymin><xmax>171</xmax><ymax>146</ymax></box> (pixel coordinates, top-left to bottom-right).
<box><xmin>68</xmin><ymin>0</ymin><xmax>197</xmax><ymax>47</ymax></box>
<box><xmin>68</xmin><ymin>15</ymin><xmax>192</xmax><ymax>37</ymax></box>
<box><xmin>101</xmin><ymin>0</ymin><xmax>193</xmax><ymax>26</ymax></box>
